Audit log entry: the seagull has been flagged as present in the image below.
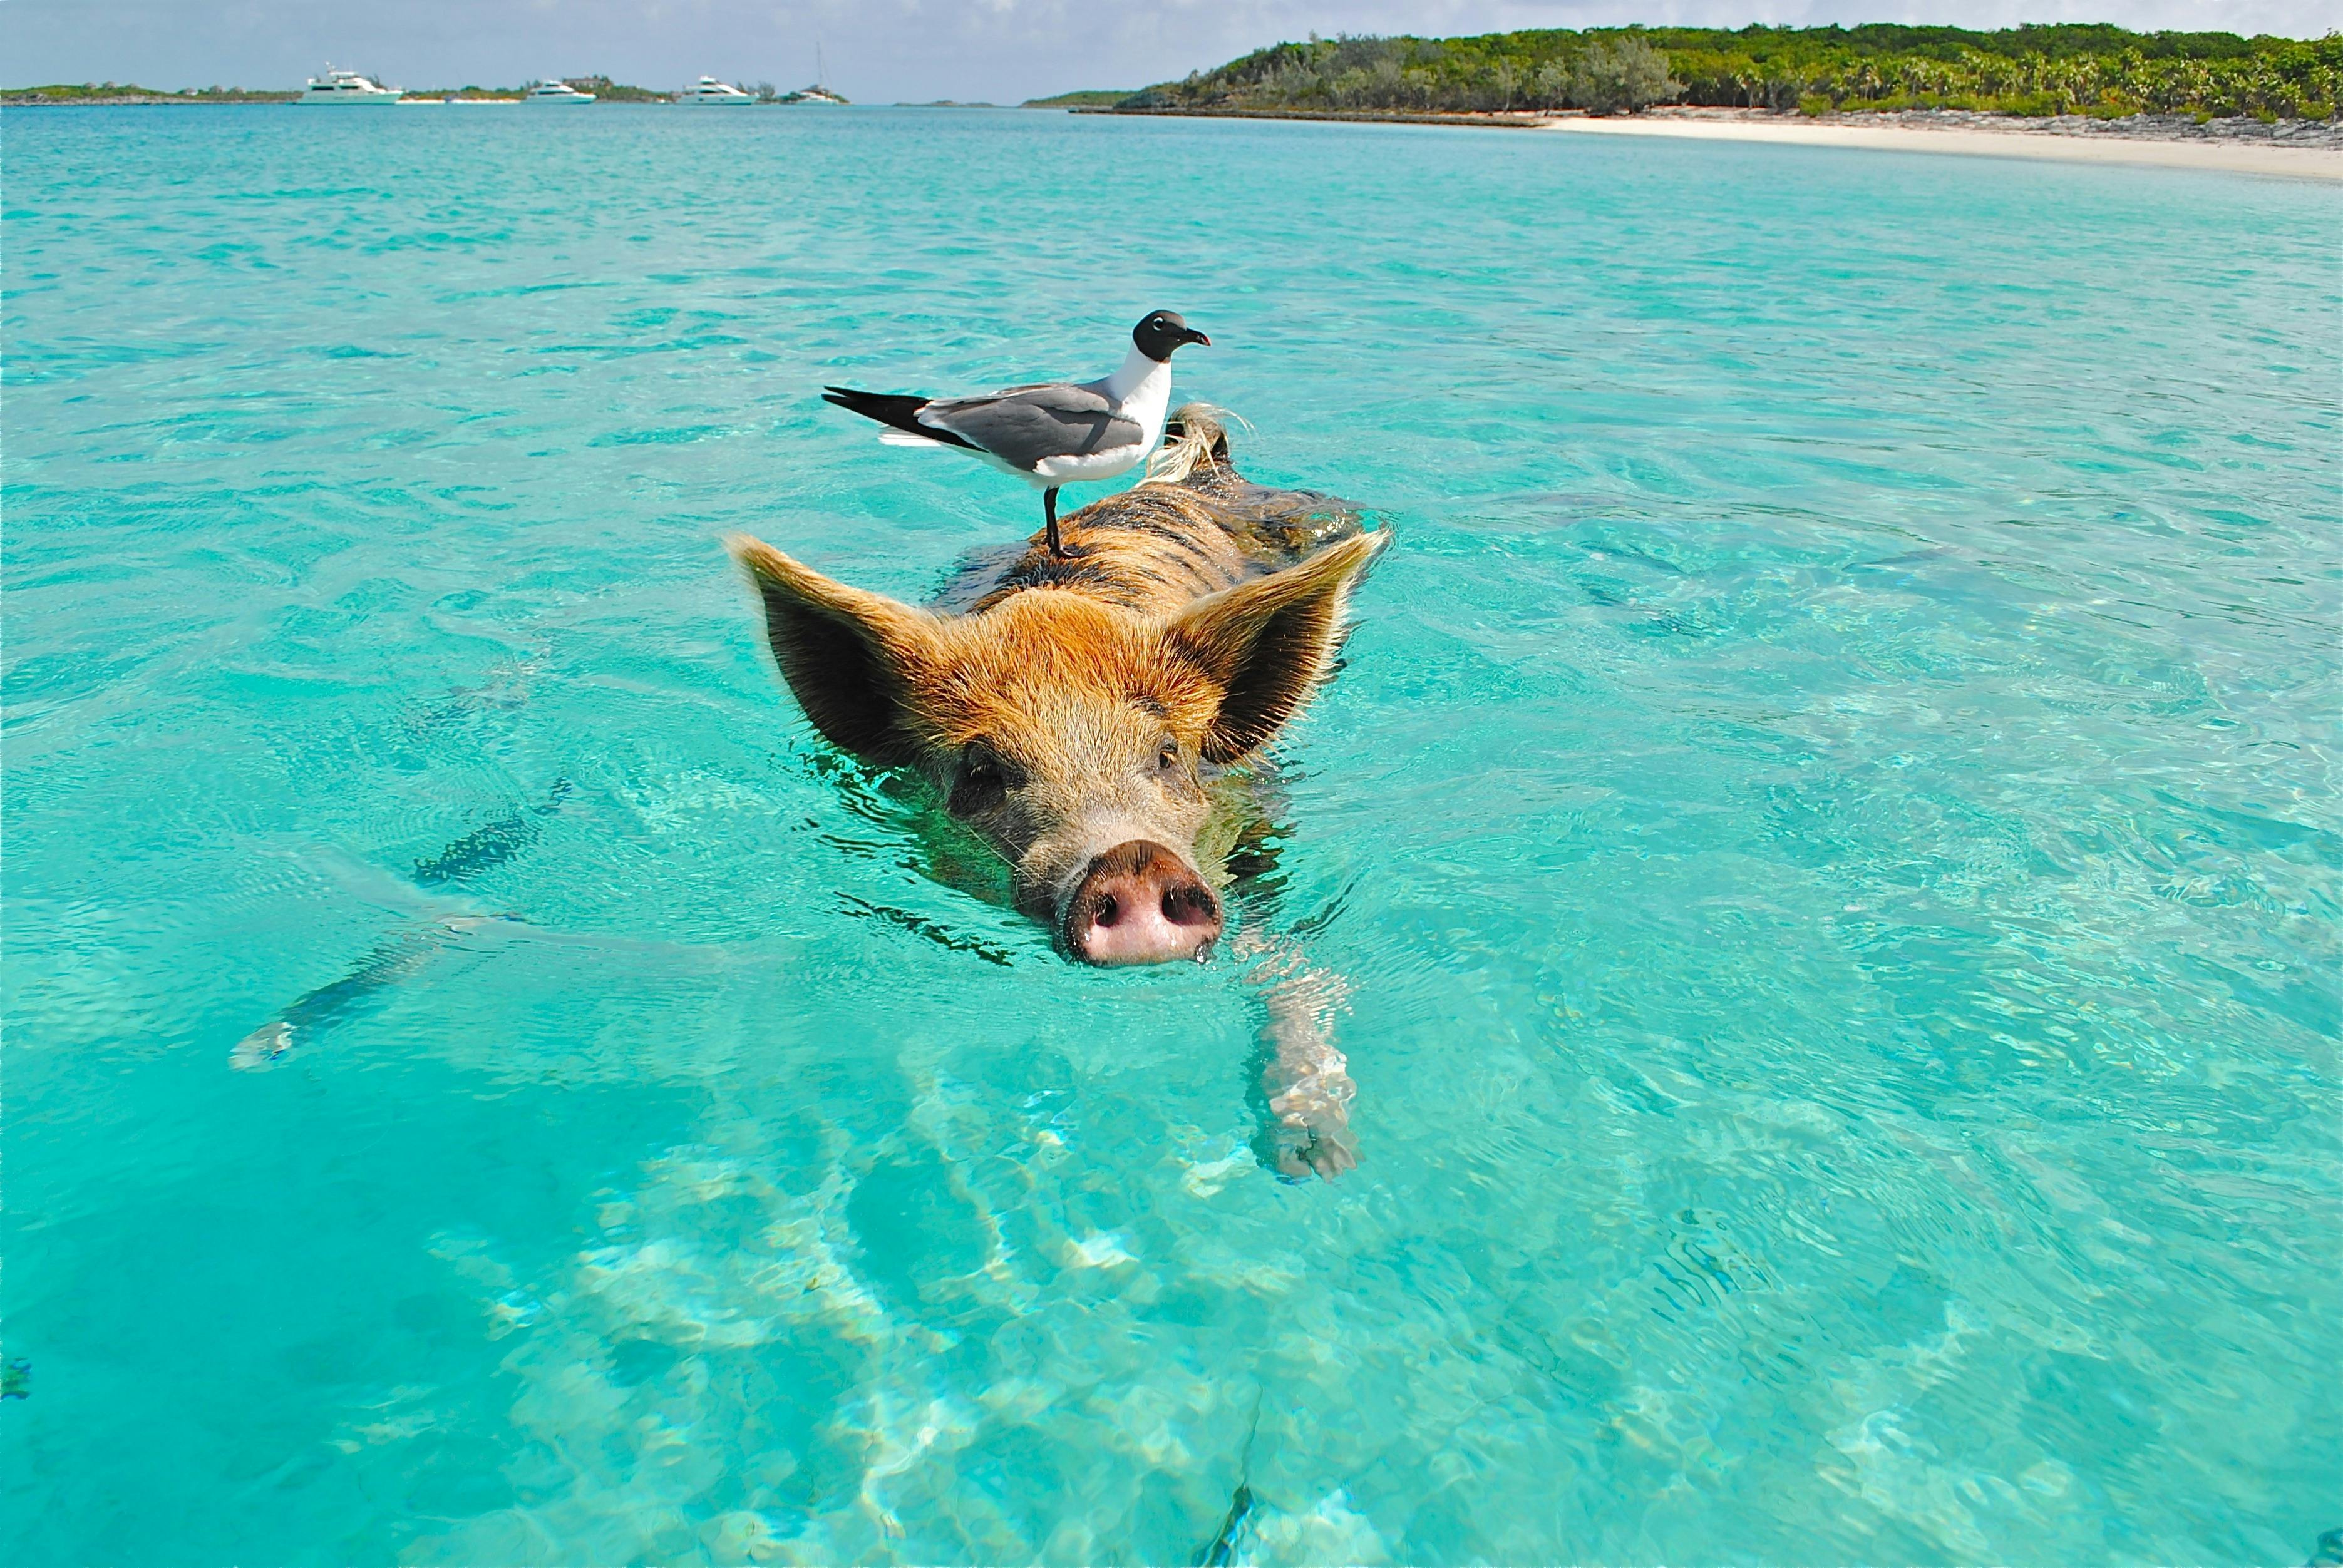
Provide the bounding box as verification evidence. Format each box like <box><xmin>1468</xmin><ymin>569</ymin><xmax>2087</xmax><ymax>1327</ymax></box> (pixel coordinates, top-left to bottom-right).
<box><xmin>823</xmin><ymin>310</ymin><xmax>1211</xmax><ymax>558</ymax></box>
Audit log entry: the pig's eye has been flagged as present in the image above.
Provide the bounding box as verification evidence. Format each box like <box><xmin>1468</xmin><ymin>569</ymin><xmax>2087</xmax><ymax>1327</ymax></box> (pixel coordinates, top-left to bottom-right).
<box><xmin>951</xmin><ymin>743</ymin><xmax>1022</xmax><ymax>814</ymax></box>
<box><xmin>1155</xmin><ymin>737</ymin><xmax>1182</xmax><ymax>774</ymax></box>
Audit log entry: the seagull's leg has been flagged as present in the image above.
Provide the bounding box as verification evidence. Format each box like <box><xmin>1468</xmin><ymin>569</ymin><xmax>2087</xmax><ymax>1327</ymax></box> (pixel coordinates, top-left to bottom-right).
<box><xmin>1043</xmin><ymin>486</ymin><xmax>1076</xmax><ymax>560</ymax></box>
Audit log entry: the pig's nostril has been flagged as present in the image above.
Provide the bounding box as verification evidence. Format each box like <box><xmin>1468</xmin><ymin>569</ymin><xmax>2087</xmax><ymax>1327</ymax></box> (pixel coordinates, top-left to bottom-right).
<box><xmin>1094</xmin><ymin>894</ymin><xmax>1120</xmax><ymax>928</ymax></box>
<box><xmin>1161</xmin><ymin>883</ymin><xmax>1217</xmax><ymax>928</ymax></box>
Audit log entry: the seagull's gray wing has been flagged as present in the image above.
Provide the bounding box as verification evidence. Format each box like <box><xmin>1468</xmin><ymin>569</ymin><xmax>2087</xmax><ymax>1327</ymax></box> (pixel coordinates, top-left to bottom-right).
<box><xmin>917</xmin><ymin>381</ymin><xmax>1143</xmax><ymax>474</ymax></box>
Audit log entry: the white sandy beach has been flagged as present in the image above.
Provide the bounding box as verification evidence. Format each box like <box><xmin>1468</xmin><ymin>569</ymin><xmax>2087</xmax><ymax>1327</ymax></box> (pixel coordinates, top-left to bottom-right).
<box><xmin>1538</xmin><ymin>110</ymin><xmax>2343</xmax><ymax>181</ymax></box>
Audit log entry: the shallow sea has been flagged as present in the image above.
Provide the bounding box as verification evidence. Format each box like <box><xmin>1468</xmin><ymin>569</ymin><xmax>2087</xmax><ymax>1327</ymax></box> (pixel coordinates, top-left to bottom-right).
<box><xmin>4</xmin><ymin>105</ymin><xmax>2339</xmax><ymax>1565</ymax></box>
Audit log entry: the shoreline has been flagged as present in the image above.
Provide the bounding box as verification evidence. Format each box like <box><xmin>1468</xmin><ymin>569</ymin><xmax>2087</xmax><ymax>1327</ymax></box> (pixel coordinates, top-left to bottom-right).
<box><xmin>1087</xmin><ymin>105</ymin><xmax>2343</xmax><ymax>180</ymax></box>
<box><xmin>1540</xmin><ymin>106</ymin><xmax>2343</xmax><ymax>180</ymax></box>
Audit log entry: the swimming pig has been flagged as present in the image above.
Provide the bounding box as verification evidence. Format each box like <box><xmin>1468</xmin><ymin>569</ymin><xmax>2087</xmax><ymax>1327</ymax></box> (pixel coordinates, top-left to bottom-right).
<box><xmin>730</xmin><ymin>409</ymin><xmax>1382</xmax><ymax>1178</ymax></box>
<box><xmin>728</xmin><ymin>408</ymin><xmax>1386</xmax><ymax>968</ymax></box>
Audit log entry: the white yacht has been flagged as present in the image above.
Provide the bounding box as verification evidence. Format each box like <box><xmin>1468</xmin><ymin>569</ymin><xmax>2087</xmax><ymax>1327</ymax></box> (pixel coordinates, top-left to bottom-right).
<box><xmin>676</xmin><ymin>76</ymin><xmax>756</xmax><ymax>106</ymax></box>
<box><xmin>525</xmin><ymin>77</ymin><xmax>595</xmax><ymax>105</ymax></box>
<box><xmin>299</xmin><ymin>68</ymin><xmax>403</xmax><ymax>105</ymax></box>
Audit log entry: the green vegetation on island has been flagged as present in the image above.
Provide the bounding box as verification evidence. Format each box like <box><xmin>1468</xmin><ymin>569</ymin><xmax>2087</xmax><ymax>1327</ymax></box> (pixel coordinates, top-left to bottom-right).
<box><xmin>564</xmin><ymin>76</ymin><xmax>671</xmax><ymax>103</ymax></box>
<box><xmin>1024</xmin><ymin>90</ymin><xmax>1141</xmax><ymax>108</ymax></box>
<box><xmin>1115</xmin><ymin>24</ymin><xmax>2343</xmax><ymax>121</ymax></box>
<box><xmin>3</xmin><ymin>82</ymin><xmax>296</xmax><ymax>104</ymax></box>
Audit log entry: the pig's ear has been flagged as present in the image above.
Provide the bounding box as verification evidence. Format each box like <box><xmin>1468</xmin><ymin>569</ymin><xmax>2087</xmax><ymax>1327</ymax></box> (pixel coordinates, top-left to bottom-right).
<box><xmin>1166</xmin><ymin>530</ymin><xmax>1389</xmax><ymax>765</ymax></box>
<box><xmin>727</xmin><ymin>535</ymin><xmax>937</xmax><ymax>766</ymax></box>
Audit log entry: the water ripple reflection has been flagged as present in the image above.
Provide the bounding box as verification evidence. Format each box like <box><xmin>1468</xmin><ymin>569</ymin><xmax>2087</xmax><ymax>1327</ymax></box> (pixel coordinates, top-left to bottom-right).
<box><xmin>3</xmin><ymin>107</ymin><xmax>2338</xmax><ymax>1565</ymax></box>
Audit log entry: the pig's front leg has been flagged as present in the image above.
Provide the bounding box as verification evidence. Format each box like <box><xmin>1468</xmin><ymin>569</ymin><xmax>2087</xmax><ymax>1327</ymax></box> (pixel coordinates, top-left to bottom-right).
<box><xmin>1237</xmin><ymin>932</ymin><xmax>1357</xmax><ymax>1181</ymax></box>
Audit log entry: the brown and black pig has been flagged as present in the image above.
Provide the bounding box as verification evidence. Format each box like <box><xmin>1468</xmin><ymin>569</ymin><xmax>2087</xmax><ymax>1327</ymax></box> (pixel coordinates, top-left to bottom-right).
<box><xmin>729</xmin><ymin>408</ymin><xmax>1384</xmax><ymax>1176</ymax></box>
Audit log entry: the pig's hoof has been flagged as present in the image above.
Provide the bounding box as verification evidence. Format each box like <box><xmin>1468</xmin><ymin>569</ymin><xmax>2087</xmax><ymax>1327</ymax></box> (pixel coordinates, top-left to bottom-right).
<box><xmin>1271</xmin><ymin>1116</ymin><xmax>1357</xmax><ymax>1182</ymax></box>
<box><xmin>230</xmin><ymin>1020</ymin><xmax>295</xmax><ymax>1072</ymax></box>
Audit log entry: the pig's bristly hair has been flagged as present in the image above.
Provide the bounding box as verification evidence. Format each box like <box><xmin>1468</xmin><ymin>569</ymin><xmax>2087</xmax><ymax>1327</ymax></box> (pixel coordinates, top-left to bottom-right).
<box><xmin>1141</xmin><ymin>402</ymin><xmax>1247</xmax><ymax>488</ymax></box>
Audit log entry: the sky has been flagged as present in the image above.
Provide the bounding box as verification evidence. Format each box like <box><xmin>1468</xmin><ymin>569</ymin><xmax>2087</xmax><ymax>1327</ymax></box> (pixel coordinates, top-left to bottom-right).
<box><xmin>3</xmin><ymin>0</ymin><xmax>2332</xmax><ymax>104</ymax></box>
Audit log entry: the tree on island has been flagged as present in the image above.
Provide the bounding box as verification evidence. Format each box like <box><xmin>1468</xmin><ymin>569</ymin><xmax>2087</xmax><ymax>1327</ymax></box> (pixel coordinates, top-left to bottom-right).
<box><xmin>1568</xmin><ymin>38</ymin><xmax>1683</xmax><ymax>115</ymax></box>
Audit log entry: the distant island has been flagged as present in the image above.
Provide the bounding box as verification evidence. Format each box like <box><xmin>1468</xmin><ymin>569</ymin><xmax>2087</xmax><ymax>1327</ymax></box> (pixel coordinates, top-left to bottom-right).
<box><xmin>1</xmin><ymin>75</ymin><xmax>842</xmax><ymax>106</ymax></box>
<box><xmin>3</xmin><ymin>82</ymin><xmax>297</xmax><ymax>105</ymax></box>
<box><xmin>1052</xmin><ymin>24</ymin><xmax>2340</xmax><ymax>121</ymax></box>
<box><xmin>1022</xmin><ymin>90</ymin><xmax>1137</xmax><ymax>108</ymax></box>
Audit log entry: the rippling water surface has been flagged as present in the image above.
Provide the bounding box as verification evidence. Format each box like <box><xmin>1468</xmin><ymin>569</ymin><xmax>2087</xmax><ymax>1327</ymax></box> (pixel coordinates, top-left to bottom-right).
<box><xmin>4</xmin><ymin>106</ymin><xmax>2339</xmax><ymax>1564</ymax></box>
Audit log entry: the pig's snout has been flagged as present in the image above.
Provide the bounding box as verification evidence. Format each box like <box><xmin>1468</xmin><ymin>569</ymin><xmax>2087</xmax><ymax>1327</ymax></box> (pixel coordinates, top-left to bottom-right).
<box><xmin>1063</xmin><ymin>840</ymin><xmax>1222</xmax><ymax>965</ymax></box>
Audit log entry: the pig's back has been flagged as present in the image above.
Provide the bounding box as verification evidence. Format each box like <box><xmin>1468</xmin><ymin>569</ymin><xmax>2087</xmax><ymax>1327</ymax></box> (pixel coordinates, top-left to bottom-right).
<box><xmin>937</xmin><ymin>449</ymin><xmax>1365</xmax><ymax>619</ymax></box>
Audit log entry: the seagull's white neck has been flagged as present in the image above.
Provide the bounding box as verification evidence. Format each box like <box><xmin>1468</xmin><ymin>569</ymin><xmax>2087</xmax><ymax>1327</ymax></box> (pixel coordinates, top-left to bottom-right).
<box><xmin>1103</xmin><ymin>344</ymin><xmax>1173</xmax><ymax>446</ymax></box>
<box><xmin>1103</xmin><ymin>343</ymin><xmax>1166</xmax><ymax>401</ymax></box>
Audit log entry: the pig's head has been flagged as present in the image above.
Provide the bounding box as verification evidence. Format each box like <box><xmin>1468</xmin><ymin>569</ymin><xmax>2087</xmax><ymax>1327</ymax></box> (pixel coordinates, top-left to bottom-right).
<box><xmin>728</xmin><ymin>530</ymin><xmax>1386</xmax><ymax>965</ymax></box>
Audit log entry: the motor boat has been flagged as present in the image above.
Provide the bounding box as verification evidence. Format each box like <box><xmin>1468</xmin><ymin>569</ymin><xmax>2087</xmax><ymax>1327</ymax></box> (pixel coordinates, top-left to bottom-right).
<box><xmin>676</xmin><ymin>76</ymin><xmax>756</xmax><ymax>106</ymax></box>
<box><xmin>525</xmin><ymin>77</ymin><xmax>595</xmax><ymax>105</ymax></box>
<box><xmin>299</xmin><ymin>68</ymin><xmax>402</xmax><ymax>105</ymax></box>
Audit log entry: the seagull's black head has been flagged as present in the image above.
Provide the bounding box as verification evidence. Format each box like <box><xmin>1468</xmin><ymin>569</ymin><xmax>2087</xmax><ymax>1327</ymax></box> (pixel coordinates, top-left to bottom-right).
<box><xmin>1133</xmin><ymin>310</ymin><xmax>1210</xmax><ymax>363</ymax></box>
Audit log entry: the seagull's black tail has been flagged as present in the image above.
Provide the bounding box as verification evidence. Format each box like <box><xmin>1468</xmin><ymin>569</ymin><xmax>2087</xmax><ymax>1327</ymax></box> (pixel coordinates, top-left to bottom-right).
<box><xmin>821</xmin><ymin>387</ymin><xmax>976</xmax><ymax>449</ymax></box>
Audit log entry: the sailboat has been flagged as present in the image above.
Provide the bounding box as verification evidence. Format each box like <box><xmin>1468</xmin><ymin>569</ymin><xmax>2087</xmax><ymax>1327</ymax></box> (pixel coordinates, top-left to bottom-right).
<box><xmin>778</xmin><ymin>44</ymin><xmax>847</xmax><ymax>104</ymax></box>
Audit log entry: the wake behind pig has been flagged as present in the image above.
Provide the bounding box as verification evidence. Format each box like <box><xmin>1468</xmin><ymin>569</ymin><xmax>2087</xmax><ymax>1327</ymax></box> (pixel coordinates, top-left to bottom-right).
<box><xmin>729</xmin><ymin>406</ymin><xmax>1387</xmax><ymax>967</ymax></box>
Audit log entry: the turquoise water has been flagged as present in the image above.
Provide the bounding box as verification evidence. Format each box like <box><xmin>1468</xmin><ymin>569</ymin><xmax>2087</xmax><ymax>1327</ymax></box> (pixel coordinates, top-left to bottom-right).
<box><xmin>4</xmin><ymin>104</ymin><xmax>2339</xmax><ymax>1564</ymax></box>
